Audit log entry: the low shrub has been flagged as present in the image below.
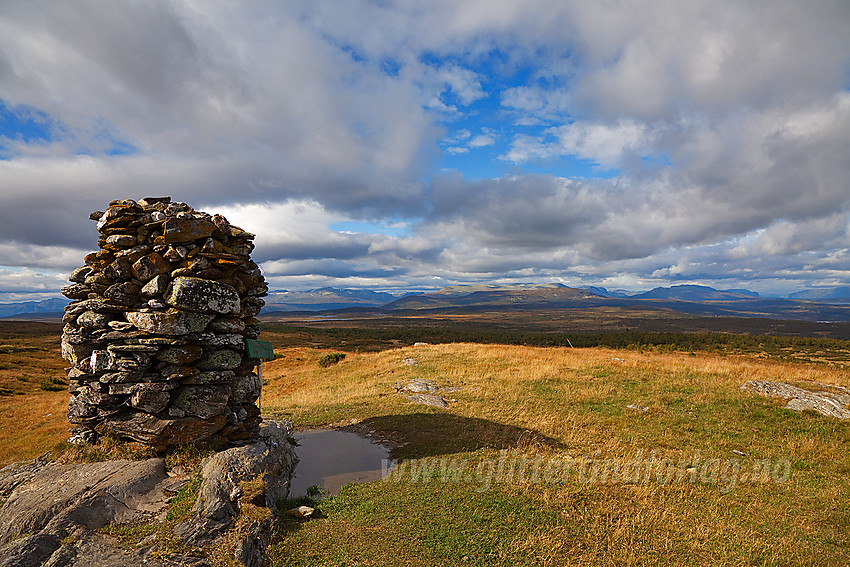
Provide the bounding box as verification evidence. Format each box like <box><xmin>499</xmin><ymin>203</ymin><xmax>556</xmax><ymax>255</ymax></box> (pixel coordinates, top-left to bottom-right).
<box><xmin>318</xmin><ymin>353</ymin><xmax>346</xmax><ymax>367</ymax></box>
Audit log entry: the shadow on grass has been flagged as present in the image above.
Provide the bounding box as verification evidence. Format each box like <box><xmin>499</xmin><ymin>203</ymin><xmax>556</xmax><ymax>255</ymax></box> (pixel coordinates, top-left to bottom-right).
<box><xmin>345</xmin><ymin>412</ymin><xmax>567</xmax><ymax>460</ymax></box>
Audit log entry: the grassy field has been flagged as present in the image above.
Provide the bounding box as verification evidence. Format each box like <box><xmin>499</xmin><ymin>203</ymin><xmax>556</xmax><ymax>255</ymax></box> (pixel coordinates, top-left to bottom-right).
<box><xmin>261</xmin><ymin>343</ymin><xmax>850</xmax><ymax>566</ymax></box>
<box><xmin>1</xmin><ymin>321</ymin><xmax>848</xmax><ymax>565</ymax></box>
<box><xmin>0</xmin><ymin>322</ymin><xmax>69</xmax><ymax>465</ymax></box>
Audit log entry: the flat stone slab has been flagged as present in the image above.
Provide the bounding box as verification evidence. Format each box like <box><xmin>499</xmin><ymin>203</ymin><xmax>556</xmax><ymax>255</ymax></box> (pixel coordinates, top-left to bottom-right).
<box><xmin>125</xmin><ymin>309</ymin><xmax>214</xmax><ymax>336</ymax></box>
<box><xmin>405</xmin><ymin>393</ymin><xmax>449</xmax><ymax>408</ymax></box>
<box><xmin>394</xmin><ymin>379</ymin><xmax>441</xmax><ymax>394</ymax></box>
<box><xmin>741</xmin><ymin>380</ymin><xmax>850</xmax><ymax>419</ymax></box>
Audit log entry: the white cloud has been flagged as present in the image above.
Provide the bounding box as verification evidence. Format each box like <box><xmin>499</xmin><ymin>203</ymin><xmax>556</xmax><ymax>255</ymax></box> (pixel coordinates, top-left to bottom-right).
<box><xmin>501</xmin><ymin>85</ymin><xmax>573</xmax><ymax>124</ymax></box>
<box><xmin>468</xmin><ymin>130</ymin><xmax>496</xmax><ymax>148</ymax></box>
<box><xmin>0</xmin><ymin>266</ymin><xmax>70</xmax><ymax>300</ymax></box>
<box><xmin>502</xmin><ymin>120</ymin><xmax>652</xmax><ymax>167</ymax></box>
<box><xmin>441</xmin><ymin>128</ymin><xmax>496</xmax><ymax>154</ymax></box>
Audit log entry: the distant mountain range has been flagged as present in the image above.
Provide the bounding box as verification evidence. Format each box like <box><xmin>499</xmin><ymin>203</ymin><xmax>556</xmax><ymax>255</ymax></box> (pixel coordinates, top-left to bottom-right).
<box><xmin>0</xmin><ymin>298</ymin><xmax>66</xmax><ymax>319</ymax></box>
<box><xmin>579</xmin><ymin>286</ymin><xmax>632</xmax><ymax>298</ymax></box>
<box><xmin>262</xmin><ymin>287</ymin><xmax>400</xmax><ymax>311</ymax></box>
<box><xmin>2</xmin><ymin>283</ymin><xmax>850</xmax><ymax>320</ymax></box>
<box><xmin>382</xmin><ymin>283</ymin><xmax>595</xmax><ymax>310</ymax></box>
<box><xmin>788</xmin><ymin>286</ymin><xmax>850</xmax><ymax>302</ymax></box>
<box><xmin>368</xmin><ymin>284</ymin><xmax>850</xmax><ymax>323</ymax></box>
<box><xmin>632</xmin><ymin>285</ymin><xmax>760</xmax><ymax>301</ymax></box>
<box><xmin>377</xmin><ymin>284</ymin><xmax>732</xmax><ymax>311</ymax></box>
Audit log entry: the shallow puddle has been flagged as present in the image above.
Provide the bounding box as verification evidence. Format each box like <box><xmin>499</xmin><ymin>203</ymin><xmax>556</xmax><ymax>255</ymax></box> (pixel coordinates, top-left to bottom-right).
<box><xmin>288</xmin><ymin>429</ymin><xmax>394</xmax><ymax>497</ymax></box>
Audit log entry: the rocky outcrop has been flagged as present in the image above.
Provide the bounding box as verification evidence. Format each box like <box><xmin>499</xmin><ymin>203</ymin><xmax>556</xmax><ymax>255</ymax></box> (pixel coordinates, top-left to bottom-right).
<box><xmin>174</xmin><ymin>420</ymin><xmax>298</xmax><ymax>566</ymax></box>
<box><xmin>0</xmin><ymin>420</ymin><xmax>297</xmax><ymax>567</ymax></box>
<box><xmin>0</xmin><ymin>457</ymin><xmax>174</xmax><ymax>567</ymax></box>
<box><xmin>741</xmin><ymin>380</ymin><xmax>850</xmax><ymax>419</ymax></box>
<box><xmin>61</xmin><ymin>197</ymin><xmax>269</xmax><ymax>449</ymax></box>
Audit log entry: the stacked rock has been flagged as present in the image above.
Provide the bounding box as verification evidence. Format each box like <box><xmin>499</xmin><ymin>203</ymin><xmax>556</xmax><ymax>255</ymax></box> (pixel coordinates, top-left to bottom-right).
<box><xmin>60</xmin><ymin>197</ymin><xmax>268</xmax><ymax>450</ymax></box>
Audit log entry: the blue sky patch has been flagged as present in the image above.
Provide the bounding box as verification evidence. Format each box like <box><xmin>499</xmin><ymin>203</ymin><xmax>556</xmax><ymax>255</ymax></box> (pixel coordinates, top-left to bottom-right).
<box><xmin>0</xmin><ymin>101</ymin><xmax>56</xmax><ymax>149</ymax></box>
<box><xmin>0</xmin><ymin>99</ymin><xmax>137</xmax><ymax>158</ymax></box>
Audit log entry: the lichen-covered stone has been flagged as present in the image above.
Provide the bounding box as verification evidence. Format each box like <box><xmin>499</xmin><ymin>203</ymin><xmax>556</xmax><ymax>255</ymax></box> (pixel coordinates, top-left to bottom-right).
<box><xmin>132</xmin><ymin>252</ymin><xmax>170</xmax><ymax>282</ymax></box>
<box><xmin>172</xmin><ymin>385</ymin><xmax>231</xmax><ymax>419</ymax></box>
<box><xmin>61</xmin><ymin>338</ymin><xmax>96</xmax><ymax>365</ymax></box>
<box><xmin>197</xmin><ymin>332</ymin><xmax>245</xmax><ymax>349</ymax></box>
<box><xmin>158</xmin><ymin>365</ymin><xmax>200</xmax><ymax>380</ymax></box>
<box><xmin>162</xmin><ymin>216</ymin><xmax>218</xmax><ymax>244</ymax></box>
<box><xmin>69</xmin><ymin>266</ymin><xmax>93</xmax><ymax>282</ymax></box>
<box><xmin>99</xmin><ymin>371</ymin><xmax>144</xmax><ymax>383</ymax></box>
<box><xmin>183</xmin><ymin>370</ymin><xmax>236</xmax><ymax>385</ymax></box>
<box><xmin>165</xmin><ymin>276</ymin><xmax>240</xmax><ymax>315</ymax></box>
<box><xmin>208</xmin><ymin>316</ymin><xmax>246</xmax><ymax>333</ymax></box>
<box><xmin>196</xmin><ymin>349</ymin><xmax>242</xmax><ymax>370</ymax></box>
<box><xmin>77</xmin><ymin>311</ymin><xmax>114</xmax><ymax>329</ymax></box>
<box><xmin>96</xmin><ymin>412</ymin><xmax>228</xmax><ymax>449</ymax></box>
<box><xmin>155</xmin><ymin>344</ymin><xmax>203</xmax><ymax>365</ymax></box>
<box><xmin>141</xmin><ymin>273</ymin><xmax>170</xmax><ymax>297</ymax></box>
<box><xmin>61</xmin><ymin>283</ymin><xmax>90</xmax><ymax>300</ymax></box>
<box><xmin>125</xmin><ymin>309</ymin><xmax>214</xmax><ymax>335</ymax></box>
<box><xmin>103</xmin><ymin>281</ymin><xmax>141</xmax><ymax>306</ymax></box>
<box><xmin>231</xmin><ymin>374</ymin><xmax>262</xmax><ymax>405</ymax></box>
<box><xmin>104</xmin><ymin>234</ymin><xmax>137</xmax><ymax>248</ymax></box>
<box><xmin>90</xmin><ymin>350</ymin><xmax>114</xmax><ymax>372</ymax></box>
<box><xmin>129</xmin><ymin>383</ymin><xmax>171</xmax><ymax>413</ymax></box>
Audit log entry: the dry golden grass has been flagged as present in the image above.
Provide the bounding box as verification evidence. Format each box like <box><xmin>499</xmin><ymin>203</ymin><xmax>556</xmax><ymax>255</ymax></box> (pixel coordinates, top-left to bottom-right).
<box><xmin>0</xmin><ymin>322</ymin><xmax>70</xmax><ymax>466</ymax></box>
<box><xmin>263</xmin><ymin>342</ymin><xmax>849</xmax><ymax>442</ymax></box>
<box><xmin>0</xmin><ymin>391</ymin><xmax>69</xmax><ymax>465</ymax></box>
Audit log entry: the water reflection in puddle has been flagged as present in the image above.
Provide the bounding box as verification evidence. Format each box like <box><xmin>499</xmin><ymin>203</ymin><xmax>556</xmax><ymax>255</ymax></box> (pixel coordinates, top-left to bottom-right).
<box><xmin>289</xmin><ymin>429</ymin><xmax>395</xmax><ymax>497</ymax></box>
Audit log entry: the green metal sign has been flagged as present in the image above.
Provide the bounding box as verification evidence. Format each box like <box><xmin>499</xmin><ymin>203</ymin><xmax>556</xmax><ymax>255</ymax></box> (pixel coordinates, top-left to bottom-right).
<box><xmin>245</xmin><ymin>339</ymin><xmax>275</xmax><ymax>361</ymax></box>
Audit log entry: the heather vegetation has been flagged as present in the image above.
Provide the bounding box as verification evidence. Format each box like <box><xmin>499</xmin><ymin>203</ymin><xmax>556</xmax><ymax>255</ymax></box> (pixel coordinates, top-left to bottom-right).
<box><xmin>263</xmin><ymin>323</ymin><xmax>850</xmax><ymax>366</ymax></box>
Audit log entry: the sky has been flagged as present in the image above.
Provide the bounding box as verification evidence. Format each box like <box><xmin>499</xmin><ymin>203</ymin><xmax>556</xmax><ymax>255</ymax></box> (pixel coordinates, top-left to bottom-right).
<box><xmin>1</xmin><ymin>0</ymin><xmax>849</xmax><ymax>302</ymax></box>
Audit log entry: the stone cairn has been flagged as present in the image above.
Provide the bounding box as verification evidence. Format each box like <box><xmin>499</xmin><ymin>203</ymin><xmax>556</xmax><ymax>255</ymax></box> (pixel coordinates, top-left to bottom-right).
<box><xmin>60</xmin><ymin>197</ymin><xmax>268</xmax><ymax>450</ymax></box>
